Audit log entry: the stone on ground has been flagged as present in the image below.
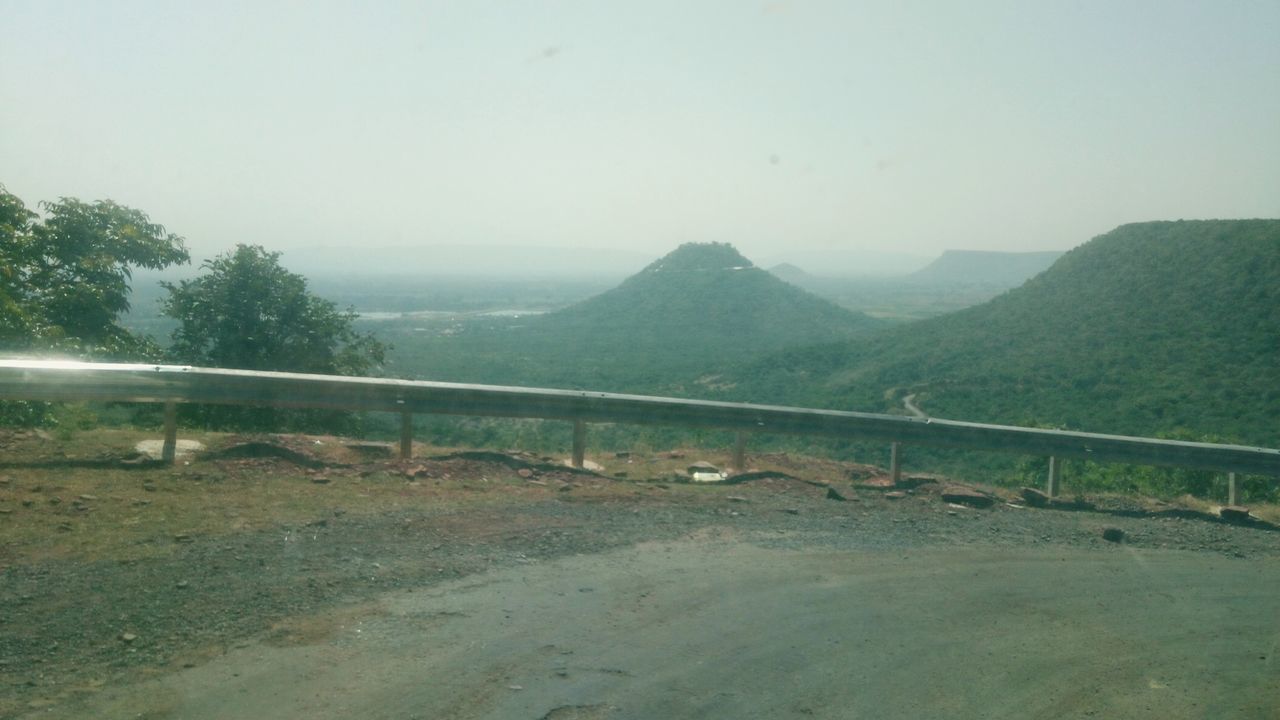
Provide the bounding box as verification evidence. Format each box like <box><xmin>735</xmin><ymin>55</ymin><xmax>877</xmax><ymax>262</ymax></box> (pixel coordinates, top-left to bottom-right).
<box><xmin>940</xmin><ymin>486</ymin><xmax>994</xmax><ymax>508</ymax></box>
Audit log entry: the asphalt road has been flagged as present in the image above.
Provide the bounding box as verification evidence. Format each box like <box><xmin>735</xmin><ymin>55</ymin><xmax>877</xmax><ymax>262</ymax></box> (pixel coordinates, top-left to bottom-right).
<box><xmin>63</xmin><ymin>537</ymin><xmax>1280</xmax><ymax>720</ymax></box>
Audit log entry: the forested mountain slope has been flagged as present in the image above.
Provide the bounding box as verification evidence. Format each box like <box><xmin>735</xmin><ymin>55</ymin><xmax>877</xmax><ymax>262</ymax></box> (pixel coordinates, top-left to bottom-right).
<box><xmin>731</xmin><ymin>220</ymin><xmax>1280</xmax><ymax>445</ymax></box>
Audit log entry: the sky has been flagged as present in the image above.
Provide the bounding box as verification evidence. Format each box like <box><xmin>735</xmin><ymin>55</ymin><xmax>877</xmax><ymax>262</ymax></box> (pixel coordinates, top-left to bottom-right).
<box><xmin>2</xmin><ymin>0</ymin><xmax>1278</xmax><ymax>276</ymax></box>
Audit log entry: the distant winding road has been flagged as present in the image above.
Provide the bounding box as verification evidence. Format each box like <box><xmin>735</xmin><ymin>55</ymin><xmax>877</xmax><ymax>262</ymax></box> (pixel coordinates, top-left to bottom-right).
<box><xmin>902</xmin><ymin>392</ymin><xmax>928</xmax><ymax>419</ymax></box>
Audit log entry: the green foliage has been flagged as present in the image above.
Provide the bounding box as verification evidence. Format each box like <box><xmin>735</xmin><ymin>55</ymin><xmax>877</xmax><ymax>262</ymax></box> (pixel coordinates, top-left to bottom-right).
<box><xmin>1</xmin><ymin>185</ymin><xmax>189</xmax><ymax>426</ymax></box>
<box><xmin>732</xmin><ymin>220</ymin><xmax>1280</xmax><ymax>449</ymax></box>
<box><xmin>0</xmin><ymin>184</ymin><xmax>189</xmax><ymax>357</ymax></box>
<box><xmin>1009</xmin><ymin>427</ymin><xmax>1276</xmax><ymax>502</ymax></box>
<box><xmin>161</xmin><ymin>244</ymin><xmax>388</xmax><ymax>431</ymax></box>
<box><xmin>0</xmin><ymin>187</ymin><xmax>38</xmax><ymax>343</ymax></box>
<box><xmin>162</xmin><ymin>245</ymin><xmax>386</xmax><ymax>375</ymax></box>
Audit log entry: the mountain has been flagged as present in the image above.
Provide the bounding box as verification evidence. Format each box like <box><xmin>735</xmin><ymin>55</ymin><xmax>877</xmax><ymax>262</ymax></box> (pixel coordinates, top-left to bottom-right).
<box><xmin>765</xmin><ymin>251</ymin><xmax>1065</xmax><ymax>322</ymax></box>
<box><xmin>767</xmin><ymin>262</ymin><xmax>816</xmax><ymax>286</ymax></box>
<box><xmin>537</xmin><ymin>243</ymin><xmax>878</xmax><ymax>349</ymax></box>
<box><xmin>905</xmin><ymin>250</ymin><xmax>1064</xmax><ymax>286</ymax></box>
<box><xmin>382</xmin><ymin>242</ymin><xmax>884</xmax><ymax>393</ymax></box>
<box><xmin>730</xmin><ymin>220</ymin><xmax>1280</xmax><ymax>445</ymax></box>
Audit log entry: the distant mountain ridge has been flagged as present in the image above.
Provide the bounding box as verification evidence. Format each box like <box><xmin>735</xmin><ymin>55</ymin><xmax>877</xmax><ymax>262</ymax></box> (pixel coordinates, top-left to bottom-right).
<box><xmin>731</xmin><ymin>220</ymin><xmax>1280</xmax><ymax>445</ymax></box>
<box><xmin>904</xmin><ymin>250</ymin><xmax>1063</xmax><ymax>286</ymax></box>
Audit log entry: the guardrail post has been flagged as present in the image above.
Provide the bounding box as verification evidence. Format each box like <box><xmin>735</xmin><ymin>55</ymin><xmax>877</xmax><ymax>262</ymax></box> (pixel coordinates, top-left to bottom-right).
<box><xmin>890</xmin><ymin>442</ymin><xmax>902</xmax><ymax>485</ymax></box>
<box><xmin>161</xmin><ymin>402</ymin><xmax>177</xmax><ymax>465</ymax></box>
<box><xmin>1228</xmin><ymin>472</ymin><xmax>1238</xmax><ymax>506</ymax></box>
<box><xmin>1046</xmin><ymin>456</ymin><xmax>1062</xmax><ymax>498</ymax></box>
<box><xmin>732</xmin><ymin>432</ymin><xmax>747</xmax><ymax>471</ymax></box>
<box><xmin>572</xmin><ymin>420</ymin><xmax>586</xmax><ymax>468</ymax></box>
<box><xmin>400</xmin><ymin>411</ymin><xmax>413</xmax><ymax>460</ymax></box>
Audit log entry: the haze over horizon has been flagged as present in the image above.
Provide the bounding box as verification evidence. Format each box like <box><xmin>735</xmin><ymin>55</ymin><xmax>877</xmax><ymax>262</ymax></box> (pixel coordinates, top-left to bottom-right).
<box><xmin>3</xmin><ymin>1</ymin><xmax>1278</xmax><ymax>273</ymax></box>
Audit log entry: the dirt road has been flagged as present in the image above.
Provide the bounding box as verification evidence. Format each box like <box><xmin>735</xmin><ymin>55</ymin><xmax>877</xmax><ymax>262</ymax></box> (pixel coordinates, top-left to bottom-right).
<box><xmin>5</xmin><ymin>436</ymin><xmax>1279</xmax><ymax>719</ymax></box>
<box><xmin>57</xmin><ymin>537</ymin><xmax>1280</xmax><ymax>720</ymax></box>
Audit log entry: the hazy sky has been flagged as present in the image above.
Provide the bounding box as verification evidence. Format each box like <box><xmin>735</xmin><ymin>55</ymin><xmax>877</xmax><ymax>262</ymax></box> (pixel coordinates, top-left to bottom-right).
<box><xmin>2</xmin><ymin>1</ymin><xmax>1277</xmax><ymax>273</ymax></box>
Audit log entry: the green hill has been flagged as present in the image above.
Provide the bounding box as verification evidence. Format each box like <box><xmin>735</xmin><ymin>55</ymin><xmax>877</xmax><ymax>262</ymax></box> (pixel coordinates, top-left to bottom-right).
<box><xmin>380</xmin><ymin>242</ymin><xmax>883</xmax><ymax>393</ymax></box>
<box><xmin>732</xmin><ymin>220</ymin><xmax>1280</xmax><ymax>445</ymax></box>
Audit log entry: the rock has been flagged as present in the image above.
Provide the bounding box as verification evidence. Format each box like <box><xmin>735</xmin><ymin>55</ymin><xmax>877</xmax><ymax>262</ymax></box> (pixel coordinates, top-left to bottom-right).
<box><xmin>846</xmin><ymin>464</ymin><xmax>879</xmax><ymax>481</ymax></box>
<box><xmin>940</xmin><ymin>486</ymin><xmax>994</xmax><ymax>508</ymax></box>
<box><xmin>825</xmin><ymin>487</ymin><xmax>847</xmax><ymax>501</ymax></box>
<box><xmin>1220</xmin><ymin>506</ymin><xmax>1253</xmax><ymax>522</ymax></box>
<box><xmin>517</xmin><ymin>468</ymin><xmax>534</xmax><ymax>479</ymax></box>
<box><xmin>310</xmin><ymin>476</ymin><xmax>331</xmax><ymax>484</ymax></box>
<box><xmin>119</xmin><ymin>632</ymin><xmax>137</xmax><ymax>643</ymax></box>
<box><xmin>726</xmin><ymin>495</ymin><xmax>749</xmax><ymax>503</ymax></box>
<box><xmin>134</xmin><ymin>439</ymin><xmax>206</xmax><ymax>461</ymax></box>
<box><xmin>142</xmin><ymin>482</ymin><xmax>157</xmax><ymax>492</ymax></box>
<box><xmin>1020</xmin><ymin>487</ymin><xmax>1050</xmax><ymax>507</ymax></box>
<box><xmin>176</xmin><ymin>580</ymin><xmax>190</xmax><ymax>589</ymax></box>
<box><xmin>78</xmin><ymin>494</ymin><xmax>99</xmax><ymax>501</ymax></box>
<box><xmin>884</xmin><ymin>491</ymin><xmax>907</xmax><ymax>500</ymax></box>
<box><xmin>782</xmin><ymin>508</ymin><xmax>799</xmax><ymax>515</ymax></box>
<box><xmin>687</xmin><ymin>461</ymin><xmax>720</xmax><ymax>475</ymax></box>
<box><xmin>343</xmin><ymin>441</ymin><xmax>394</xmax><ymax>458</ymax></box>
<box><xmin>614</xmin><ymin>451</ymin><xmax>632</xmax><ymax>458</ymax></box>
<box><xmin>895</xmin><ymin>473</ymin><xmax>948</xmax><ymax>490</ymax></box>
<box><xmin>564</xmin><ymin>459</ymin><xmax>604</xmax><ymax>472</ymax></box>
<box><xmin>690</xmin><ymin>472</ymin><xmax>725</xmax><ymax>483</ymax></box>
<box><xmin>1101</xmin><ymin>527</ymin><xmax>1125</xmax><ymax>543</ymax></box>
<box><xmin>173</xmin><ymin>533</ymin><xmax>194</xmax><ymax>543</ymax></box>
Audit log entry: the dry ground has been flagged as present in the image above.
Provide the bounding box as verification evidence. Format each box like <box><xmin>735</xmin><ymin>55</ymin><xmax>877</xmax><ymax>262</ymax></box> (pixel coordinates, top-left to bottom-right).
<box><xmin>1</xmin><ymin>428</ymin><xmax>1277</xmax><ymax>718</ymax></box>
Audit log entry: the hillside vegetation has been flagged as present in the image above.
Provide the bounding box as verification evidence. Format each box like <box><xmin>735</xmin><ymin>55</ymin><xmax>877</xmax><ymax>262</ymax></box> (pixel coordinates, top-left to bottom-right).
<box><xmin>378</xmin><ymin>242</ymin><xmax>883</xmax><ymax>393</ymax></box>
<box><xmin>733</xmin><ymin>220</ymin><xmax>1280</xmax><ymax>446</ymax></box>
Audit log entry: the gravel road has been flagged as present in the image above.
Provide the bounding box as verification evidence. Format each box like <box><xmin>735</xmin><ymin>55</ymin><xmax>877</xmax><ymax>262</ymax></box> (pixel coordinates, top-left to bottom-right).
<box><xmin>4</xmin><ymin>458</ymin><xmax>1279</xmax><ymax>719</ymax></box>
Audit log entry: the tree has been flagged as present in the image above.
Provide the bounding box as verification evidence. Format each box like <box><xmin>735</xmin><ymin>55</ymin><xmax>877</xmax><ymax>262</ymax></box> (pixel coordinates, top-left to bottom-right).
<box><xmin>161</xmin><ymin>245</ymin><xmax>387</xmax><ymax>431</ymax></box>
<box><xmin>162</xmin><ymin>244</ymin><xmax>386</xmax><ymax>376</ymax></box>
<box><xmin>0</xmin><ymin>184</ymin><xmax>190</xmax><ymax>356</ymax></box>
<box><xmin>0</xmin><ymin>188</ymin><xmax>38</xmax><ymax>343</ymax></box>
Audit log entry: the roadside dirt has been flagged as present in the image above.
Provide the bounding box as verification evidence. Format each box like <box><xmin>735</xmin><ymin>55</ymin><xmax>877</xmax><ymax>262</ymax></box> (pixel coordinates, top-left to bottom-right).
<box><xmin>1</xmin><ymin>430</ymin><xmax>1277</xmax><ymax>718</ymax></box>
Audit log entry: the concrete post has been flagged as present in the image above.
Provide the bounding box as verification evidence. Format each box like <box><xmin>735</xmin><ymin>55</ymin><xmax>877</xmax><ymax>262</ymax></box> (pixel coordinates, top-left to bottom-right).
<box><xmin>732</xmin><ymin>432</ymin><xmax>747</xmax><ymax>471</ymax></box>
<box><xmin>161</xmin><ymin>402</ymin><xmax>178</xmax><ymax>465</ymax></box>
<box><xmin>1228</xmin><ymin>472</ymin><xmax>1238</xmax><ymax>506</ymax></box>
<box><xmin>1046</xmin><ymin>456</ymin><xmax>1062</xmax><ymax>498</ymax></box>
<box><xmin>572</xmin><ymin>420</ymin><xmax>586</xmax><ymax>469</ymax></box>
<box><xmin>889</xmin><ymin>442</ymin><xmax>902</xmax><ymax>485</ymax></box>
<box><xmin>400</xmin><ymin>411</ymin><xmax>413</xmax><ymax>460</ymax></box>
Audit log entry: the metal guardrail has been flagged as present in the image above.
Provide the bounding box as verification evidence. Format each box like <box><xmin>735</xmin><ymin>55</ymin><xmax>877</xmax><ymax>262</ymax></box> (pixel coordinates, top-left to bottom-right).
<box><xmin>1</xmin><ymin>360</ymin><xmax>1277</xmax><ymax>498</ymax></box>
